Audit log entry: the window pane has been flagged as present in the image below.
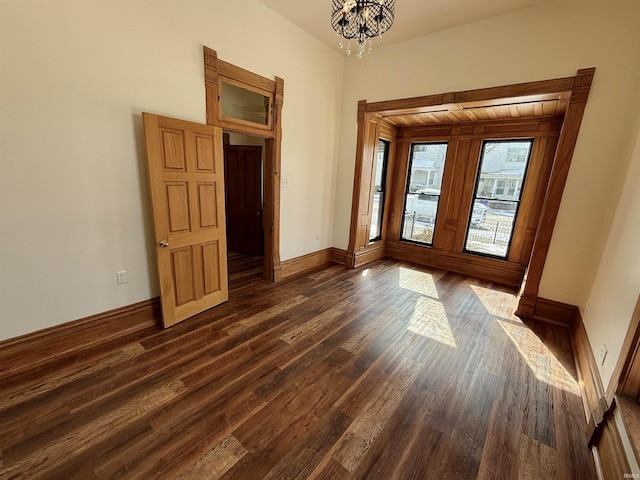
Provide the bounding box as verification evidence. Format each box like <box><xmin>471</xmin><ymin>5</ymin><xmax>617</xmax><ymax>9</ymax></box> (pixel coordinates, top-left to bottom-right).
<box><xmin>221</xmin><ymin>81</ymin><xmax>270</xmax><ymax>126</ymax></box>
<box><xmin>465</xmin><ymin>140</ymin><xmax>533</xmax><ymax>258</ymax></box>
<box><xmin>369</xmin><ymin>140</ymin><xmax>389</xmax><ymax>241</ymax></box>
<box><xmin>401</xmin><ymin>143</ymin><xmax>448</xmax><ymax>245</ymax></box>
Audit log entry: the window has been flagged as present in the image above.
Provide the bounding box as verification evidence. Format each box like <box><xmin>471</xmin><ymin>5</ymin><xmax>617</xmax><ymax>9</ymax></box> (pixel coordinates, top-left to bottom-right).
<box><xmin>464</xmin><ymin>139</ymin><xmax>533</xmax><ymax>258</ymax></box>
<box><xmin>401</xmin><ymin>143</ymin><xmax>448</xmax><ymax>245</ymax></box>
<box><xmin>369</xmin><ymin>140</ymin><xmax>390</xmax><ymax>241</ymax></box>
<box><xmin>220</xmin><ymin>79</ymin><xmax>272</xmax><ymax>129</ymax></box>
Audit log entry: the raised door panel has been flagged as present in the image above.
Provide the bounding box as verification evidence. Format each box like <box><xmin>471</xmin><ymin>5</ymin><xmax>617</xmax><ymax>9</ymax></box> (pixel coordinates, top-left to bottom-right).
<box><xmin>171</xmin><ymin>247</ymin><xmax>196</xmax><ymax>306</ymax></box>
<box><xmin>198</xmin><ymin>183</ymin><xmax>218</xmax><ymax>228</ymax></box>
<box><xmin>195</xmin><ymin>135</ymin><xmax>215</xmax><ymax>172</ymax></box>
<box><xmin>161</xmin><ymin>129</ymin><xmax>187</xmax><ymax>171</ymax></box>
<box><xmin>166</xmin><ymin>183</ymin><xmax>191</xmax><ymax>233</ymax></box>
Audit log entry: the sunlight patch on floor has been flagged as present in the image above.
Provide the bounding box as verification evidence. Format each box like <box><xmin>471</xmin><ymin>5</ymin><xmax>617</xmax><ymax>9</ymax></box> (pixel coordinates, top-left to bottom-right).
<box><xmin>498</xmin><ymin>319</ymin><xmax>577</xmax><ymax>393</ymax></box>
<box><xmin>399</xmin><ymin>267</ymin><xmax>439</xmax><ymax>299</ymax></box>
<box><xmin>408</xmin><ymin>297</ymin><xmax>457</xmax><ymax>347</ymax></box>
<box><xmin>470</xmin><ymin>284</ymin><xmax>517</xmax><ymax>317</ymax></box>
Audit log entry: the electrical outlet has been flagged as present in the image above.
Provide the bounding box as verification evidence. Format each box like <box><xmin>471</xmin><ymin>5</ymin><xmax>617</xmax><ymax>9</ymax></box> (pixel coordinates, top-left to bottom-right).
<box><xmin>316</xmin><ymin>232</ymin><xmax>320</xmax><ymax>241</ymax></box>
<box><xmin>599</xmin><ymin>345</ymin><xmax>608</xmax><ymax>366</ymax></box>
<box><xmin>116</xmin><ymin>270</ymin><xmax>127</xmax><ymax>285</ymax></box>
<box><xmin>282</xmin><ymin>178</ymin><xmax>289</xmax><ymax>188</ymax></box>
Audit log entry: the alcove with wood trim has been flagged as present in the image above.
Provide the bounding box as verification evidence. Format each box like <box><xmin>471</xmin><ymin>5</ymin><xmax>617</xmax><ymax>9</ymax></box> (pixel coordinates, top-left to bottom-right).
<box><xmin>346</xmin><ymin>68</ymin><xmax>595</xmax><ymax>319</ymax></box>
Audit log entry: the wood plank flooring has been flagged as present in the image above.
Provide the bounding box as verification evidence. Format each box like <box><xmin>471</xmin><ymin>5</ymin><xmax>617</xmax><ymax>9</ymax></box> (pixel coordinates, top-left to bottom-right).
<box><xmin>227</xmin><ymin>252</ymin><xmax>264</xmax><ymax>292</ymax></box>
<box><xmin>0</xmin><ymin>260</ymin><xmax>596</xmax><ymax>479</ymax></box>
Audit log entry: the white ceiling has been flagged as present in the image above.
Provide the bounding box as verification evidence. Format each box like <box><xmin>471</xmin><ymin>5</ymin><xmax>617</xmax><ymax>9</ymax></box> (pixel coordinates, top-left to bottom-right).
<box><xmin>258</xmin><ymin>0</ymin><xmax>555</xmax><ymax>52</ymax></box>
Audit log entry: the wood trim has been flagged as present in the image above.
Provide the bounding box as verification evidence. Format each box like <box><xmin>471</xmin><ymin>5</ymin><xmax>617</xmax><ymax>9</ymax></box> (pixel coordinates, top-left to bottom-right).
<box><xmin>203</xmin><ymin>47</ymin><xmax>283</xmax><ymax>283</ymax></box>
<box><xmin>280</xmin><ymin>249</ymin><xmax>334</xmax><ymax>279</ymax></box>
<box><xmin>593</xmin><ymin>411</ymin><xmax>632</xmax><ymax>479</ymax></box>
<box><xmin>330</xmin><ymin>247</ymin><xmax>348</xmax><ymax>265</ymax></box>
<box><xmin>387</xmin><ymin>136</ymin><xmax>411</xmax><ymax>241</ymax></box>
<box><xmin>571</xmin><ymin>308</ymin><xmax>633</xmax><ymax>476</ymax></box>
<box><xmin>347</xmin><ymin>104</ymin><xmax>380</xmax><ymax>262</ymax></box>
<box><xmin>346</xmin><ymin>101</ymin><xmax>368</xmax><ymax>266</ymax></box>
<box><xmin>365</xmin><ymin>76</ymin><xmax>576</xmax><ymax>116</ymax></box>
<box><xmin>529</xmin><ymin>297</ymin><xmax>578</xmax><ymax>326</ymax></box>
<box><xmin>609</xmin><ymin>295</ymin><xmax>640</xmax><ymax>403</ymax></box>
<box><xmin>269</xmin><ymin>76</ymin><xmax>284</xmax><ymax>282</ymax></box>
<box><xmin>379</xmin><ymin>123</ymin><xmax>398</xmax><ymax>243</ymax></box>
<box><xmin>572</xmin><ymin>308</ymin><xmax>607</xmax><ymax>423</ymax></box>
<box><xmin>399</xmin><ymin>118</ymin><xmax>563</xmax><ymax>141</ymax></box>
<box><xmin>516</xmin><ymin>67</ymin><xmax>596</xmax><ymax>317</ymax></box>
<box><xmin>0</xmin><ymin>298</ymin><xmax>160</xmax><ymax>380</ymax></box>
<box><xmin>346</xmin><ymin>241</ymin><xmax>386</xmax><ymax>269</ymax></box>
<box><xmin>385</xmin><ymin>240</ymin><xmax>524</xmax><ymax>286</ymax></box>
<box><xmin>218</xmin><ymin>61</ymin><xmax>276</xmax><ymax>93</ymax></box>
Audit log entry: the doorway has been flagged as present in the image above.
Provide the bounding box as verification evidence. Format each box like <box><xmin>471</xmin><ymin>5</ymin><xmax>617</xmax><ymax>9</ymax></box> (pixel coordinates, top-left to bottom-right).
<box><xmin>223</xmin><ymin>132</ymin><xmax>266</xmax><ymax>291</ymax></box>
<box><xmin>203</xmin><ymin>47</ymin><xmax>283</xmax><ymax>284</ymax></box>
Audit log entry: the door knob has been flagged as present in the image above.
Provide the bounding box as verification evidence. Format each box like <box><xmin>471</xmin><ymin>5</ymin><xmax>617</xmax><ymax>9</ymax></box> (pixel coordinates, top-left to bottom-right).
<box><xmin>159</xmin><ymin>240</ymin><xmax>169</xmax><ymax>248</ymax></box>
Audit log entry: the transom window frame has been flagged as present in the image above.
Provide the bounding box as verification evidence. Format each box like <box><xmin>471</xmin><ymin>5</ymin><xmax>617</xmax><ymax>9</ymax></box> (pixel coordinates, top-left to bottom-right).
<box><xmin>218</xmin><ymin>76</ymin><xmax>274</xmax><ymax>132</ymax></box>
<box><xmin>203</xmin><ymin>47</ymin><xmax>284</xmax><ymax>282</ymax></box>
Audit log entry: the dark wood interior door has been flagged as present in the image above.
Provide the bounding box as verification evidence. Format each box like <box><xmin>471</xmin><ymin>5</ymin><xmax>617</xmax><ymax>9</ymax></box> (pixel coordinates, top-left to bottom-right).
<box><xmin>224</xmin><ymin>144</ymin><xmax>263</xmax><ymax>255</ymax></box>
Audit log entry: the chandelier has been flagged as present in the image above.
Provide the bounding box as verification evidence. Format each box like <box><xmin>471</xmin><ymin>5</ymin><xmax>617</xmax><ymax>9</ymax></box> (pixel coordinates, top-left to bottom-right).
<box><xmin>331</xmin><ymin>0</ymin><xmax>395</xmax><ymax>58</ymax></box>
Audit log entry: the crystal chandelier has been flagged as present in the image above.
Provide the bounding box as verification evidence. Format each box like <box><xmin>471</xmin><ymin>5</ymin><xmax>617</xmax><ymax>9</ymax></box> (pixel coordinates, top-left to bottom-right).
<box><xmin>331</xmin><ymin>0</ymin><xmax>395</xmax><ymax>58</ymax></box>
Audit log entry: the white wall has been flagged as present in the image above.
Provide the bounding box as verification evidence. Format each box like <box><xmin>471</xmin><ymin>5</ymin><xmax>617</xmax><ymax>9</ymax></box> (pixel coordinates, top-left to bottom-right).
<box><xmin>582</xmin><ymin>116</ymin><xmax>640</xmax><ymax>388</ymax></box>
<box><xmin>0</xmin><ymin>0</ymin><xmax>344</xmax><ymax>340</ymax></box>
<box><xmin>332</xmin><ymin>0</ymin><xmax>640</xmax><ymax>390</ymax></box>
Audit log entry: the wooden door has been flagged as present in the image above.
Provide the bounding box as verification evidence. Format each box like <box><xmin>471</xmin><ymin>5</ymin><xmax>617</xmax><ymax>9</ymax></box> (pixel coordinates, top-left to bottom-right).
<box><xmin>224</xmin><ymin>144</ymin><xmax>264</xmax><ymax>255</ymax></box>
<box><xmin>143</xmin><ymin>113</ymin><xmax>228</xmax><ymax>328</ymax></box>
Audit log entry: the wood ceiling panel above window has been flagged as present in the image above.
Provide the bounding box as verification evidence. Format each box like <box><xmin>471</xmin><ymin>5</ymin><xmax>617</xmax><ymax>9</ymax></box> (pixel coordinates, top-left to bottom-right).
<box><xmin>376</xmin><ymin>92</ymin><xmax>572</xmax><ymax>127</ymax></box>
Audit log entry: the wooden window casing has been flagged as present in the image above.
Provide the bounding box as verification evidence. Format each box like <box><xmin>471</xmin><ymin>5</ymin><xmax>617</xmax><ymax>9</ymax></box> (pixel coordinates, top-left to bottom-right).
<box><xmin>399</xmin><ymin>142</ymin><xmax>449</xmax><ymax>247</ymax></box>
<box><xmin>385</xmin><ymin>119</ymin><xmax>561</xmax><ymax>286</ymax></box>
<box><xmin>346</xmin><ymin>68</ymin><xmax>595</xmax><ymax>318</ymax></box>
<box><xmin>369</xmin><ymin>139</ymin><xmax>390</xmax><ymax>243</ymax></box>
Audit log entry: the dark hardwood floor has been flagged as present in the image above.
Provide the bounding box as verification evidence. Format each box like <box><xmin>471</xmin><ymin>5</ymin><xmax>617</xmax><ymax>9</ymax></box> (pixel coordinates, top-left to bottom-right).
<box><xmin>0</xmin><ymin>260</ymin><xmax>596</xmax><ymax>479</ymax></box>
<box><xmin>228</xmin><ymin>251</ymin><xmax>264</xmax><ymax>292</ymax></box>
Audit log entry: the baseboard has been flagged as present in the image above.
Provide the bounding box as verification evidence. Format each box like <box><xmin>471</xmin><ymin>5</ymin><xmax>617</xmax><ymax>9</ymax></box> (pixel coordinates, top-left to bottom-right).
<box><xmin>572</xmin><ymin>309</ymin><xmax>608</xmax><ymax>424</ymax></box>
<box><xmin>330</xmin><ymin>247</ymin><xmax>348</xmax><ymax>265</ymax></box>
<box><xmin>345</xmin><ymin>242</ymin><xmax>386</xmax><ymax>269</ymax></box>
<box><xmin>531</xmin><ymin>297</ymin><xmax>579</xmax><ymax>326</ymax></box>
<box><xmin>1</xmin><ymin>249</ymin><xmax>343</xmax><ymax>374</ymax></box>
<box><xmin>385</xmin><ymin>240</ymin><xmax>524</xmax><ymax>287</ymax></box>
<box><xmin>280</xmin><ymin>248</ymin><xmax>334</xmax><ymax>279</ymax></box>
<box><xmin>0</xmin><ymin>298</ymin><xmax>160</xmax><ymax>379</ymax></box>
<box><xmin>525</xmin><ymin>297</ymin><xmax>635</xmax><ymax>475</ymax></box>
<box><xmin>571</xmin><ymin>308</ymin><xmax>632</xmax><ymax>477</ymax></box>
